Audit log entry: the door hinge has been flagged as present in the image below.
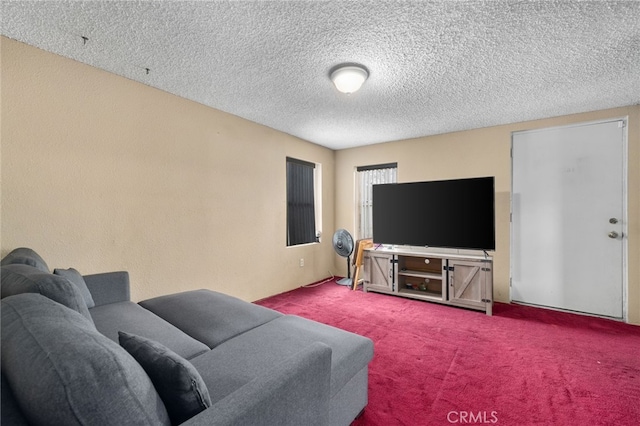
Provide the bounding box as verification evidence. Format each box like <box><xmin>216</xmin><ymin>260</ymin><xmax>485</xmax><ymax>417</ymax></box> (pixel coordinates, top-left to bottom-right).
<box><xmin>444</xmin><ymin>266</ymin><xmax>454</xmax><ymax>271</ymax></box>
<box><xmin>481</xmin><ymin>267</ymin><xmax>491</xmax><ymax>272</ymax></box>
<box><xmin>618</xmin><ymin>120</ymin><xmax>626</xmax><ymax>128</ymax></box>
<box><xmin>481</xmin><ymin>298</ymin><xmax>492</xmax><ymax>303</ymax></box>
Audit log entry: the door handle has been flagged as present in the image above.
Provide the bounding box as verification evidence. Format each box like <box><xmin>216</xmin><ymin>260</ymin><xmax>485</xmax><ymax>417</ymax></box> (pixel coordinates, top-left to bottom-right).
<box><xmin>608</xmin><ymin>231</ymin><xmax>619</xmax><ymax>239</ymax></box>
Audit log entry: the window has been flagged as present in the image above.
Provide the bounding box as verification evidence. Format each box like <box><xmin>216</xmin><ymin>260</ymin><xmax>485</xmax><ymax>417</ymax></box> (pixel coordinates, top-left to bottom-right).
<box><xmin>286</xmin><ymin>157</ymin><xmax>318</xmax><ymax>246</ymax></box>
<box><xmin>356</xmin><ymin>163</ymin><xmax>397</xmax><ymax>239</ymax></box>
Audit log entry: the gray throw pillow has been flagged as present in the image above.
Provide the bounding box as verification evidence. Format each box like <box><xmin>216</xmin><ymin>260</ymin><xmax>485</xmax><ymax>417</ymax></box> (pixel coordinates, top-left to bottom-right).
<box><xmin>119</xmin><ymin>331</ymin><xmax>212</xmax><ymax>425</ymax></box>
<box><xmin>1</xmin><ymin>294</ymin><xmax>171</xmax><ymax>426</ymax></box>
<box><xmin>0</xmin><ymin>247</ymin><xmax>49</xmax><ymax>272</ymax></box>
<box><xmin>0</xmin><ymin>265</ymin><xmax>93</xmax><ymax>322</ymax></box>
<box><xmin>53</xmin><ymin>268</ymin><xmax>96</xmax><ymax>308</ymax></box>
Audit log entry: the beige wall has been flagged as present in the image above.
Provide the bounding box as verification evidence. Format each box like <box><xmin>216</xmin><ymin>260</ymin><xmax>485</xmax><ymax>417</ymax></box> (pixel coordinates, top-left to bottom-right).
<box><xmin>3</xmin><ymin>37</ymin><xmax>638</xmax><ymax>324</ymax></box>
<box><xmin>1</xmin><ymin>37</ymin><xmax>335</xmax><ymax>303</ymax></box>
<box><xmin>335</xmin><ymin>106</ymin><xmax>640</xmax><ymax>324</ymax></box>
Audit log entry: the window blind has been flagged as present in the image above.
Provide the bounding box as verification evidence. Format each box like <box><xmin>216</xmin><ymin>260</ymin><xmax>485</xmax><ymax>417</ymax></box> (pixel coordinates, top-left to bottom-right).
<box><xmin>286</xmin><ymin>157</ymin><xmax>317</xmax><ymax>246</ymax></box>
<box><xmin>356</xmin><ymin>164</ymin><xmax>397</xmax><ymax>239</ymax></box>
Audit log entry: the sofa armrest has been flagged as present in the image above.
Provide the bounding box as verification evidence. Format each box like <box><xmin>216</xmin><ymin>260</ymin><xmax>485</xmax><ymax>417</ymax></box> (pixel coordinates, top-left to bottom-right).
<box><xmin>182</xmin><ymin>342</ymin><xmax>332</xmax><ymax>426</ymax></box>
<box><xmin>83</xmin><ymin>271</ymin><xmax>130</xmax><ymax>306</ymax></box>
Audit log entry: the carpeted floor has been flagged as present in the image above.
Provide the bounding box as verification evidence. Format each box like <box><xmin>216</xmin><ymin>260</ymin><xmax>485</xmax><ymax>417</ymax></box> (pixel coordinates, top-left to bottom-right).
<box><xmin>256</xmin><ymin>279</ymin><xmax>640</xmax><ymax>426</ymax></box>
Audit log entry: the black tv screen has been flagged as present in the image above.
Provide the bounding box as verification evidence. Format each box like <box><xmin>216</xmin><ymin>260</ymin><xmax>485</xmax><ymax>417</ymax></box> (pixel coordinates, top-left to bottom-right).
<box><xmin>372</xmin><ymin>177</ymin><xmax>495</xmax><ymax>250</ymax></box>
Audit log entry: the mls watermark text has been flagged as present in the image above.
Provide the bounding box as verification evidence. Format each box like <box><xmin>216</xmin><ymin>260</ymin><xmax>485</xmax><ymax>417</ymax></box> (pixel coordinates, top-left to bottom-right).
<box><xmin>447</xmin><ymin>411</ymin><xmax>498</xmax><ymax>424</ymax></box>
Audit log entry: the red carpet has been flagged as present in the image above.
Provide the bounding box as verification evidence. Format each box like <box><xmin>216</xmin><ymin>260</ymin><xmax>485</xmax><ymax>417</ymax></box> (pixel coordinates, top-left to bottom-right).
<box><xmin>256</xmin><ymin>279</ymin><xmax>640</xmax><ymax>426</ymax></box>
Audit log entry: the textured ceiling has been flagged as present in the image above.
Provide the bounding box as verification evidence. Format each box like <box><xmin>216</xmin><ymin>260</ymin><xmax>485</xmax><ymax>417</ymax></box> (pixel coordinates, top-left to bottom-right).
<box><xmin>2</xmin><ymin>1</ymin><xmax>639</xmax><ymax>150</ymax></box>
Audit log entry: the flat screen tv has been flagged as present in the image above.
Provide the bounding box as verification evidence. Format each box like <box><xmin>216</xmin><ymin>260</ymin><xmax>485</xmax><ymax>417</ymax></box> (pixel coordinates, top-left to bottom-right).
<box><xmin>372</xmin><ymin>176</ymin><xmax>495</xmax><ymax>251</ymax></box>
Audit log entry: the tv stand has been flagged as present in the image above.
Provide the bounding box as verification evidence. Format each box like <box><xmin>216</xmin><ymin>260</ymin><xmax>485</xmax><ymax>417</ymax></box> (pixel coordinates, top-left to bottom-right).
<box><xmin>363</xmin><ymin>247</ymin><xmax>493</xmax><ymax>315</ymax></box>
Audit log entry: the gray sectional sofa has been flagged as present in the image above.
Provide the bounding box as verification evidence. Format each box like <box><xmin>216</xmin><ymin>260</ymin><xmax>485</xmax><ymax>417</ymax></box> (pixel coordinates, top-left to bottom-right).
<box><xmin>1</xmin><ymin>248</ymin><xmax>374</xmax><ymax>425</ymax></box>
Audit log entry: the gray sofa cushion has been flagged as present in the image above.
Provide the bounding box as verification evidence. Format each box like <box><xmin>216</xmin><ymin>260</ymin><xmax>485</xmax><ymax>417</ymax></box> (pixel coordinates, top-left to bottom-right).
<box><xmin>140</xmin><ymin>289</ymin><xmax>282</xmax><ymax>348</ymax></box>
<box><xmin>1</xmin><ymin>293</ymin><xmax>171</xmax><ymax>426</ymax></box>
<box><xmin>1</xmin><ymin>374</ymin><xmax>28</xmax><ymax>426</ymax></box>
<box><xmin>191</xmin><ymin>315</ymin><xmax>374</xmax><ymax>403</ymax></box>
<box><xmin>182</xmin><ymin>342</ymin><xmax>332</xmax><ymax>426</ymax></box>
<box><xmin>119</xmin><ymin>331</ymin><xmax>212</xmax><ymax>425</ymax></box>
<box><xmin>54</xmin><ymin>267</ymin><xmax>96</xmax><ymax>308</ymax></box>
<box><xmin>90</xmin><ymin>301</ymin><xmax>209</xmax><ymax>360</ymax></box>
<box><xmin>0</xmin><ymin>265</ymin><xmax>93</xmax><ymax>322</ymax></box>
<box><xmin>0</xmin><ymin>247</ymin><xmax>49</xmax><ymax>272</ymax></box>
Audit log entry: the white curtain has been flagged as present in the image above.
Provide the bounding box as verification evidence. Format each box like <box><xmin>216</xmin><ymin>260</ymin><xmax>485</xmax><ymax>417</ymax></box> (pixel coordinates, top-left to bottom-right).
<box><xmin>356</xmin><ymin>166</ymin><xmax>397</xmax><ymax>239</ymax></box>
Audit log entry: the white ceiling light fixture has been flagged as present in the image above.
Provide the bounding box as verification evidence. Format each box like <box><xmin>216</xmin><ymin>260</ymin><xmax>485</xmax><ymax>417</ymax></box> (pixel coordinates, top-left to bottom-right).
<box><xmin>330</xmin><ymin>64</ymin><xmax>369</xmax><ymax>94</ymax></box>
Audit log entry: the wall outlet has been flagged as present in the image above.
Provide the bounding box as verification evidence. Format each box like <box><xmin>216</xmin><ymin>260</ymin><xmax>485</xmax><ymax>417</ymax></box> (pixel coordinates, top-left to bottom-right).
<box><xmin>299</xmin><ymin>258</ymin><xmax>304</xmax><ymax>267</ymax></box>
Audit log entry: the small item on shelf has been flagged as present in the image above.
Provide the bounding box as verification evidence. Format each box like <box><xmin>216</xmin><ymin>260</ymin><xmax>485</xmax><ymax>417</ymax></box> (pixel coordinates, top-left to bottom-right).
<box><xmin>418</xmin><ymin>284</ymin><xmax>427</xmax><ymax>291</ymax></box>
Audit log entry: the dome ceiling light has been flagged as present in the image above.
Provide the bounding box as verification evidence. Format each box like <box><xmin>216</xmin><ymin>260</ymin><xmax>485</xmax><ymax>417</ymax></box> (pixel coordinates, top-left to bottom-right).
<box><xmin>330</xmin><ymin>64</ymin><xmax>369</xmax><ymax>94</ymax></box>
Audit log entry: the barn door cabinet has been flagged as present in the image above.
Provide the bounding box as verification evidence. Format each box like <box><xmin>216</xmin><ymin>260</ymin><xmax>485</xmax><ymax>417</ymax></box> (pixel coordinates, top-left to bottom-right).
<box><xmin>362</xmin><ymin>251</ymin><xmax>394</xmax><ymax>294</ymax></box>
<box><xmin>363</xmin><ymin>248</ymin><xmax>493</xmax><ymax>315</ymax></box>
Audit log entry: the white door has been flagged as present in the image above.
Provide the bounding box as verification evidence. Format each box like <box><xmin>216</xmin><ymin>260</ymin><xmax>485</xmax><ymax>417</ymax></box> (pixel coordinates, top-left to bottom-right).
<box><xmin>511</xmin><ymin>119</ymin><xmax>626</xmax><ymax>319</ymax></box>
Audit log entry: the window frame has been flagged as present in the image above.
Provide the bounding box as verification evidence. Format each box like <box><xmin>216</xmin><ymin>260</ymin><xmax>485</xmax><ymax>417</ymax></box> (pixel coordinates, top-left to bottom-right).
<box><xmin>286</xmin><ymin>157</ymin><xmax>320</xmax><ymax>246</ymax></box>
<box><xmin>355</xmin><ymin>162</ymin><xmax>398</xmax><ymax>240</ymax></box>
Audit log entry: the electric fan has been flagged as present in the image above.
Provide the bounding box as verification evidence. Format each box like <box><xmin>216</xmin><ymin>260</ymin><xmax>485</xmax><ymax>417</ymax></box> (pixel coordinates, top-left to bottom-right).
<box><xmin>332</xmin><ymin>229</ymin><xmax>355</xmax><ymax>286</ymax></box>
